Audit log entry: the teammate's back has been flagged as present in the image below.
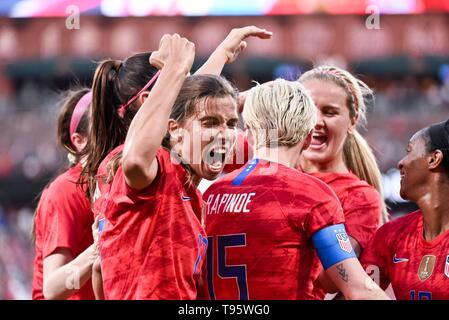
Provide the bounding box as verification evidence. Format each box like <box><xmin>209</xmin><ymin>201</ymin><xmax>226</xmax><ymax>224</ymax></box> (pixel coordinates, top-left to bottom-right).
<box><xmin>203</xmin><ymin>158</ymin><xmax>344</xmax><ymax>299</ymax></box>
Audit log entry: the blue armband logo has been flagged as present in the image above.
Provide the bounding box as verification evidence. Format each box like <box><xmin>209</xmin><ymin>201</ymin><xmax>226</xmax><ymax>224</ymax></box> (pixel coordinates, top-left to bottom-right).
<box><xmin>312</xmin><ymin>224</ymin><xmax>356</xmax><ymax>270</ymax></box>
<box><xmin>336</xmin><ymin>232</ymin><xmax>352</xmax><ymax>253</ymax></box>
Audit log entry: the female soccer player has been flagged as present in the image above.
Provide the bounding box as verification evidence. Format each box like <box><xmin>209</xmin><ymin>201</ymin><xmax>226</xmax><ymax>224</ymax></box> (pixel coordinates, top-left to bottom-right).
<box><xmin>362</xmin><ymin>119</ymin><xmax>449</xmax><ymax>300</ymax></box>
<box><xmin>32</xmin><ymin>89</ymin><xmax>97</xmax><ymax>300</ymax></box>
<box><xmin>202</xmin><ymin>79</ymin><xmax>389</xmax><ymax>300</ymax></box>
<box><xmin>96</xmin><ymin>34</ymin><xmax>242</xmax><ymax>299</ymax></box>
<box><xmin>298</xmin><ymin>66</ymin><xmax>388</xmax><ymax>258</ymax></box>
<box><xmin>86</xmin><ymin>27</ymin><xmax>271</xmax><ymax>299</ymax></box>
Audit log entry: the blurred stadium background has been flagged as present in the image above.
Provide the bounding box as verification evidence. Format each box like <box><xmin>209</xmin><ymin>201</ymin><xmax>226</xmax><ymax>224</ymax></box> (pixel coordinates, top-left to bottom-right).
<box><xmin>0</xmin><ymin>0</ymin><xmax>448</xmax><ymax>299</ymax></box>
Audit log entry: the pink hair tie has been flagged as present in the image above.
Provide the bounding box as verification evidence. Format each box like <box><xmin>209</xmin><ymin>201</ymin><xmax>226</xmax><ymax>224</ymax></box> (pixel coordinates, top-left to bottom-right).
<box><xmin>69</xmin><ymin>91</ymin><xmax>92</xmax><ymax>137</ymax></box>
<box><xmin>118</xmin><ymin>70</ymin><xmax>161</xmax><ymax>118</ymax></box>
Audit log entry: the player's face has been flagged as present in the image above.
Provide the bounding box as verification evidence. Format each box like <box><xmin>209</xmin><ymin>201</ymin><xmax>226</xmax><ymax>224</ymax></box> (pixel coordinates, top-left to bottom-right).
<box><xmin>301</xmin><ymin>79</ymin><xmax>355</xmax><ymax>166</ymax></box>
<box><xmin>181</xmin><ymin>96</ymin><xmax>239</xmax><ymax>181</ymax></box>
<box><xmin>397</xmin><ymin>132</ymin><xmax>429</xmax><ymax>201</ymax></box>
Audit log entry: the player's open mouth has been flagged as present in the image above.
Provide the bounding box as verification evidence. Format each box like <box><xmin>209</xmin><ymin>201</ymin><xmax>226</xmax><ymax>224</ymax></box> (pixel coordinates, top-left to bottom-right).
<box><xmin>309</xmin><ymin>132</ymin><xmax>328</xmax><ymax>150</ymax></box>
<box><xmin>204</xmin><ymin>146</ymin><xmax>228</xmax><ymax>173</ymax></box>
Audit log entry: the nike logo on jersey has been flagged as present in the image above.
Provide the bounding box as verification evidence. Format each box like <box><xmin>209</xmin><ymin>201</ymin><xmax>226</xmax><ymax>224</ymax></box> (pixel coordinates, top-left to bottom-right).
<box><xmin>393</xmin><ymin>254</ymin><xmax>409</xmax><ymax>263</ymax></box>
<box><xmin>181</xmin><ymin>192</ymin><xmax>192</xmax><ymax>201</ymax></box>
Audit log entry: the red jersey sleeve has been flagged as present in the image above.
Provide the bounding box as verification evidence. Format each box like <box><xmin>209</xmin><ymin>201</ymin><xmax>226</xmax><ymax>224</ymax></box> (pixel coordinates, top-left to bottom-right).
<box><xmin>360</xmin><ymin>222</ymin><xmax>392</xmax><ymax>290</ymax></box>
<box><xmin>342</xmin><ymin>186</ymin><xmax>382</xmax><ymax>252</ymax></box>
<box><xmin>305</xmin><ymin>196</ymin><xmax>346</xmax><ymax>238</ymax></box>
<box><xmin>105</xmin><ymin>149</ymin><xmax>172</xmax><ymax>222</ymax></box>
<box><xmin>287</xmin><ymin>177</ymin><xmax>345</xmax><ymax>238</ymax></box>
<box><xmin>39</xmin><ymin>181</ymin><xmax>91</xmax><ymax>258</ymax></box>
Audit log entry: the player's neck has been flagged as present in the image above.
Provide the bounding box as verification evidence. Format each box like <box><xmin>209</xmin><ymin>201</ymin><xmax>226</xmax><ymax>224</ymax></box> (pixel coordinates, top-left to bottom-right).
<box><xmin>300</xmin><ymin>156</ymin><xmax>349</xmax><ymax>174</ymax></box>
<box><xmin>253</xmin><ymin>146</ymin><xmax>301</xmax><ymax>169</ymax></box>
<box><xmin>418</xmin><ymin>179</ymin><xmax>449</xmax><ymax>241</ymax></box>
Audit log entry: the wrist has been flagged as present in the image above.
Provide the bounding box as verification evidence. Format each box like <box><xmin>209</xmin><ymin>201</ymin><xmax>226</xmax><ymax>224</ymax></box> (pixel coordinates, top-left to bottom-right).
<box><xmin>164</xmin><ymin>61</ymin><xmax>191</xmax><ymax>77</ymax></box>
<box><xmin>215</xmin><ymin>45</ymin><xmax>230</xmax><ymax>63</ymax></box>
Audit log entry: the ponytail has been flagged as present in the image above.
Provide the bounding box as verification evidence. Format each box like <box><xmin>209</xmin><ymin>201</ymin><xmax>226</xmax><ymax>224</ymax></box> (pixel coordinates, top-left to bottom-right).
<box><xmin>343</xmin><ymin>131</ymin><xmax>389</xmax><ymax>223</ymax></box>
<box><xmin>81</xmin><ymin>52</ymin><xmax>159</xmax><ymax>200</ymax></box>
<box><xmin>82</xmin><ymin>60</ymin><xmax>127</xmax><ymax>198</ymax></box>
<box><xmin>300</xmin><ymin>66</ymin><xmax>389</xmax><ymax>223</ymax></box>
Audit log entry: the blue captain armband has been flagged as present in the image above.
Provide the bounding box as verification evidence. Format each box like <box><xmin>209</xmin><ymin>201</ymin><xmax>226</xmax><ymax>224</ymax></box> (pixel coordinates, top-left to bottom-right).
<box><xmin>312</xmin><ymin>224</ymin><xmax>356</xmax><ymax>270</ymax></box>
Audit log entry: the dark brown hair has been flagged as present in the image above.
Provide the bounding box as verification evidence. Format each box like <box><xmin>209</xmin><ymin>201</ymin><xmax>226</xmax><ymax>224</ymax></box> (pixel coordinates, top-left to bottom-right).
<box><xmin>81</xmin><ymin>52</ymin><xmax>159</xmax><ymax>199</ymax></box>
<box><xmin>106</xmin><ymin>74</ymin><xmax>238</xmax><ymax>183</ymax></box>
<box><xmin>32</xmin><ymin>88</ymin><xmax>91</xmax><ymax>241</ymax></box>
<box><xmin>161</xmin><ymin>74</ymin><xmax>238</xmax><ymax>149</ymax></box>
<box><xmin>57</xmin><ymin>88</ymin><xmax>91</xmax><ymax>166</ymax></box>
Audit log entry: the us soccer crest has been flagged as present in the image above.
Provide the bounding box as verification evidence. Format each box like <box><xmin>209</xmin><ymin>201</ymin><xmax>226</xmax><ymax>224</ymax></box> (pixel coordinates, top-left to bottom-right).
<box><xmin>444</xmin><ymin>255</ymin><xmax>449</xmax><ymax>278</ymax></box>
<box><xmin>418</xmin><ymin>255</ymin><xmax>436</xmax><ymax>281</ymax></box>
<box><xmin>336</xmin><ymin>232</ymin><xmax>352</xmax><ymax>253</ymax></box>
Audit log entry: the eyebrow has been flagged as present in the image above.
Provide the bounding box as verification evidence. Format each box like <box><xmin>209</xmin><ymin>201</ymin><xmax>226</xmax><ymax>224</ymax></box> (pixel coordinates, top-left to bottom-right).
<box><xmin>199</xmin><ymin>115</ymin><xmax>220</xmax><ymax>121</ymax></box>
<box><xmin>321</xmin><ymin>105</ymin><xmax>340</xmax><ymax>110</ymax></box>
<box><xmin>199</xmin><ymin>115</ymin><xmax>239</xmax><ymax>122</ymax></box>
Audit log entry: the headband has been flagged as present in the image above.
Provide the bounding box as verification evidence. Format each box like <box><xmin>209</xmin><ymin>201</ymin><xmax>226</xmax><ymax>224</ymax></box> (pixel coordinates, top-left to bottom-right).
<box><xmin>118</xmin><ymin>70</ymin><xmax>161</xmax><ymax>118</ymax></box>
<box><xmin>69</xmin><ymin>91</ymin><xmax>92</xmax><ymax>137</ymax></box>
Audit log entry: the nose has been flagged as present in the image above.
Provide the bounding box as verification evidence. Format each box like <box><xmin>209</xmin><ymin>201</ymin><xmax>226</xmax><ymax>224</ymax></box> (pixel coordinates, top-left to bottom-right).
<box><xmin>315</xmin><ymin>110</ymin><xmax>325</xmax><ymax>128</ymax></box>
<box><xmin>397</xmin><ymin>158</ymin><xmax>404</xmax><ymax>171</ymax></box>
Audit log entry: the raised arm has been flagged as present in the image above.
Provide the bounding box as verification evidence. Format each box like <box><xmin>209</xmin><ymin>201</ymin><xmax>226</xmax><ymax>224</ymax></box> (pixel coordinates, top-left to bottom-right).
<box><xmin>122</xmin><ymin>34</ymin><xmax>195</xmax><ymax>190</ymax></box>
<box><xmin>194</xmin><ymin>26</ymin><xmax>272</xmax><ymax>75</ymax></box>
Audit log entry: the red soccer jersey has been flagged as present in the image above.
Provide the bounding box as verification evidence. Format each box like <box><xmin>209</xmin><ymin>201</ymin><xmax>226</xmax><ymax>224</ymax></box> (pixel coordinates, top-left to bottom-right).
<box><xmin>309</xmin><ymin>172</ymin><xmax>382</xmax><ymax>299</ymax></box>
<box><xmin>99</xmin><ymin>147</ymin><xmax>207</xmax><ymax>300</ymax></box>
<box><xmin>32</xmin><ymin>163</ymin><xmax>95</xmax><ymax>300</ymax></box>
<box><xmin>202</xmin><ymin>159</ymin><xmax>345</xmax><ymax>300</ymax></box>
<box><xmin>361</xmin><ymin>210</ymin><xmax>449</xmax><ymax>300</ymax></box>
<box><xmin>92</xmin><ymin>144</ymin><xmax>124</xmax><ymax>218</ymax></box>
<box><xmin>309</xmin><ymin>172</ymin><xmax>382</xmax><ymax>252</ymax></box>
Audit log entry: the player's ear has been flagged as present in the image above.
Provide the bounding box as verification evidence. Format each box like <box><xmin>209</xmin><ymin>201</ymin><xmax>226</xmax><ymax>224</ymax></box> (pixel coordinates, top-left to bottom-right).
<box><xmin>428</xmin><ymin>149</ymin><xmax>443</xmax><ymax>170</ymax></box>
<box><xmin>348</xmin><ymin>113</ymin><xmax>358</xmax><ymax>135</ymax></box>
<box><xmin>138</xmin><ymin>91</ymin><xmax>150</xmax><ymax>106</ymax></box>
<box><xmin>302</xmin><ymin>130</ymin><xmax>313</xmax><ymax>151</ymax></box>
<box><xmin>168</xmin><ymin>119</ymin><xmax>182</xmax><ymax>143</ymax></box>
<box><xmin>71</xmin><ymin>132</ymin><xmax>87</xmax><ymax>152</ymax></box>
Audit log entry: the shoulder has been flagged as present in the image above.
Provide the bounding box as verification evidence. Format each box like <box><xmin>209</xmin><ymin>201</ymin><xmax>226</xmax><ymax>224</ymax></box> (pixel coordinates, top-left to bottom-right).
<box><xmin>330</xmin><ymin>173</ymin><xmax>381</xmax><ymax>206</ymax></box>
<box><xmin>376</xmin><ymin>210</ymin><xmax>421</xmax><ymax>238</ymax></box>
<box><xmin>46</xmin><ymin>166</ymin><xmax>84</xmax><ymax>199</ymax></box>
<box><xmin>98</xmin><ymin>144</ymin><xmax>125</xmax><ymax>175</ymax></box>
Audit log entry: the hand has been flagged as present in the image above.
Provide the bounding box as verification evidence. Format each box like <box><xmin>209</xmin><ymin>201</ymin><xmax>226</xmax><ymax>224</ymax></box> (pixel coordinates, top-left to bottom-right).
<box><xmin>218</xmin><ymin>26</ymin><xmax>272</xmax><ymax>64</ymax></box>
<box><xmin>151</xmin><ymin>33</ymin><xmax>195</xmax><ymax>75</ymax></box>
<box><xmin>149</xmin><ymin>34</ymin><xmax>171</xmax><ymax>69</ymax></box>
<box><xmin>91</xmin><ymin>214</ymin><xmax>100</xmax><ymax>261</ymax></box>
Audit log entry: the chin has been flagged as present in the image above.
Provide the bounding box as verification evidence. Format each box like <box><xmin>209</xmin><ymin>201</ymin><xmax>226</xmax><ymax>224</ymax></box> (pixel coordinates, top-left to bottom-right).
<box><xmin>304</xmin><ymin>151</ymin><xmax>331</xmax><ymax>164</ymax></box>
<box><xmin>399</xmin><ymin>188</ymin><xmax>409</xmax><ymax>201</ymax></box>
<box><xmin>202</xmin><ymin>171</ymin><xmax>221</xmax><ymax>181</ymax></box>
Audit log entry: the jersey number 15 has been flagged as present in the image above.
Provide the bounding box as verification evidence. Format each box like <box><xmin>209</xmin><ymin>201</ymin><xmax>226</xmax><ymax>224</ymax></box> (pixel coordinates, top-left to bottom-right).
<box><xmin>206</xmin><ymin>234</ymin><xmax>249</xmax><ymax>300</ymax></box>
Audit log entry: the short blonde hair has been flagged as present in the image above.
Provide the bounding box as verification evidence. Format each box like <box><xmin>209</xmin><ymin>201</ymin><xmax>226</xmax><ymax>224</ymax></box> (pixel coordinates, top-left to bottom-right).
<box><xmin>242</xmin><ymin>79</ymin><xmax>317</xmax><ymax>149</ymax></box>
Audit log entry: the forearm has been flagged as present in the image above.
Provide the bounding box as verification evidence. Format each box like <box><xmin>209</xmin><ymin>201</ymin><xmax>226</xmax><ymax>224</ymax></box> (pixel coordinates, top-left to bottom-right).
<box><xmin>43</xmin><ymin>244</ymin><xmax>95</xmax><ymax>300</ymax></box>
<box><xmin>123</xmin><ymin>66</ymin><xmax>186</xmax><ymax>171</ymax></box>
<box><xmin>326</xmin><ymin>260</ymin><xmax>389</xmax><ymax>300</ymax></box>
<box><xmin>92</xmin><ymin>261</ymin><xmax>104</xmax><ymax>300</ymax></box>
<box><xmin>194</xmin><ymin>49</ymin><xmax>227</xmax><ymax>75</ymax></box>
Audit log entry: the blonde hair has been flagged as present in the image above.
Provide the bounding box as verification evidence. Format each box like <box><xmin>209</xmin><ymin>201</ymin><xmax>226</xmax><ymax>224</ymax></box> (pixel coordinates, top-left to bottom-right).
<box><xmin>242</xmin><ymin>78</ymin><xmax>317</xmax><ymax>149</ymax></box>
<box><xmin>299</xmin><ymin>66</ymin><xmax>389</xmax><ymax>223</ymax></box>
